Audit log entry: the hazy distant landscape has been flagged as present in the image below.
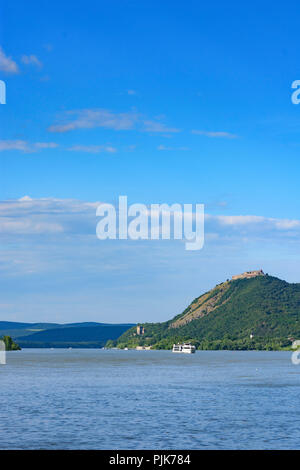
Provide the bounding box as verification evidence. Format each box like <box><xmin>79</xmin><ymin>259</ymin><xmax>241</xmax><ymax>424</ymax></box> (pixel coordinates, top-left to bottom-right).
<box><xmin>0</xmin><ymin>322</ymin><xmax>134</xmax><ymax>348</ymax></box>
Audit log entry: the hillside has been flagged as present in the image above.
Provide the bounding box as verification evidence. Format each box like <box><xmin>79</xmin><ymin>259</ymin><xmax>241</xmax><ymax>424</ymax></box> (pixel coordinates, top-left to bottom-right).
<box><xmin>0</xmin><ymin>322</ymin><xmax>134</xmax><ymax>348</ymax></box>
<box><xmin>112</xmin><ymin>272</ymin><xmax>300</xmax><ymax>350</ymax></box>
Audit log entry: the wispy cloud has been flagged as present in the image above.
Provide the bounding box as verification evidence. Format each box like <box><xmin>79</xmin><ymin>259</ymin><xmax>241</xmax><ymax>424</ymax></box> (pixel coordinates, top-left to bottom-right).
<box><xmin>0</xmin><ymin>219</ymin><xmax>63</xmax><ymax>235</ymax></box>
<box><xmin>206</xmin><ymin>214</ymin><xmax>300</xmax><ymax>238</ymax></box>
<box><xmin>48</xmin><ymin>108</ymin><xmax>180</xmax><ymax>135</ymax></box>
<box><xmin>157</xmin><ymin>145</ymin><xmax>189</xmax><ymax>151</ymax></box>
<box><xmin>67</xmin><ymin>145</ymin><xmax>117</xmax><ymax>154</ymax></box>
<box><xmin>0</xmin><ymin>197</ymin><xmax>99</xmax><ymax>236</ymax></box>
<box><xmin>143</xmin><ymin>120</ymin><xmax>180</xmax><ymax>133</ymax></box>
<box><xmin>21</xmin><ymin>54</ymin><xmax>42</xmax><ymax>68</ymax></box>
<box><xmin>192</xmin><ymin>130</ymin><xmax>238</xmax><ymax>139</ymax></box>
<box><xmin>0</xmin><ymin>46</ymin><xmax>19</xmax><ymax>74</ymax></box>
<box><xmin>1</xmin><ymin>197</ymin><xmax>300</xmax><ymax>243</ymax></box>
<box><xmin>0</xmin><ymin>140</ymin><xmax>117</xmax><ymax>154</ymax></box>
<box><xmin>0</xmin><ymin>140</ymin><xmax>58</xmax><ymax>152</ymax></box>
<box><xmin>48</xmin><ymin>109</ymin><xmax>139</xmax><ymax>133</ymax></box>
<box><xmin>43</xmin><ymin>44</ymin><xmax>53</xmax><ymax>52</ymax></box>
<box><xmin>0</xmin><ymin>197</ymin><xmax>65</xmax><ymax>235</ymax></box>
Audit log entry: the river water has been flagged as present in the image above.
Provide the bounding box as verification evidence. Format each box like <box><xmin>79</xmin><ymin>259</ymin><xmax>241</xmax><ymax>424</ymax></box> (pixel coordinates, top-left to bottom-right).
<box><xmin>0</xmin><ymin>349</ymin><xmax>299</xmax><ymax>449</ymax></box>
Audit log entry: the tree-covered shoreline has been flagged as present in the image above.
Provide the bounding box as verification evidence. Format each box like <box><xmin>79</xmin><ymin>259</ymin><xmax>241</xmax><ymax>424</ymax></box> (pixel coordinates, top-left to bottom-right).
<box><xmin>1</xmin><ymin>335</ymin><xmax>21</xmax><ymax>351</ymax></box>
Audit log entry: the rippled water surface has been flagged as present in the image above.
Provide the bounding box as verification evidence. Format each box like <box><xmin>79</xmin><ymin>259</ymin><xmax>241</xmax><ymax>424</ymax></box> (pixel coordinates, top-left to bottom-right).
<box><xmin>0</xmin><ymin>349</ymin><xmax>299</xmax><ymax>449</ymax></box>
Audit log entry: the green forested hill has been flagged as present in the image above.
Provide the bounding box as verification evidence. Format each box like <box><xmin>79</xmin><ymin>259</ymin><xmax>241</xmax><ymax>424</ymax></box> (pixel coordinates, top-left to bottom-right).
<box><xmin>112</xmin><ymin>274</ymin><xmax>300</xmax><ymax>350</ymax></box>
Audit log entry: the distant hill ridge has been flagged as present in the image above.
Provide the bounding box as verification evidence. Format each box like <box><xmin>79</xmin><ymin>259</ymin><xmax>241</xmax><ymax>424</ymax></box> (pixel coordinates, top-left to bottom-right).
<box><xmin>0</xmin><ymin>322</ymin><xmax>134</xmax><ymax>348</ymax></box>
<box><xmin>112</xmin><ymin>271</ymin><xmax>300</xmax><ymax>350</ymax></box>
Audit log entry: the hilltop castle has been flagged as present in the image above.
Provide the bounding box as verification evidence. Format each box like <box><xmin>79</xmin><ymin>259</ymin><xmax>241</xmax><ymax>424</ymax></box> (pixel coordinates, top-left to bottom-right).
<box><xmin>231</xmin><ymin>270</ymin><xmax>265</xmax><ymax>281</ymax></box>
<box><xmin>136</xmin><ymin>325</ymin><xmax>145</xmax><ymax>335</ymax></box>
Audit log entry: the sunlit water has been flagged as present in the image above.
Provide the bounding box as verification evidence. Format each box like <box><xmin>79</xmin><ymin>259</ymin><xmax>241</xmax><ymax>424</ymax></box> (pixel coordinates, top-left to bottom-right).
<box><xmin>0</xmin><ymin>349</ymin><xmax>299</xmax><ymax>449</ymax></box>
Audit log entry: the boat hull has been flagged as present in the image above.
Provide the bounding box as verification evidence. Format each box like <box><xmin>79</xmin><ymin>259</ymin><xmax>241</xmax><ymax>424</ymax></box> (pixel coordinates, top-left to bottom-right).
<box><xmin>172</xmin><ymin>343</ymin><xmax>196</xmax><ymax>353</ymax></box>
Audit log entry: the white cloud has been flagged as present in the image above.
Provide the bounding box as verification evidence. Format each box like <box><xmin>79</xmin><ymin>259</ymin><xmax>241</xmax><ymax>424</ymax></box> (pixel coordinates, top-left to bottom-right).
<box><xmin>21</xmin><ymin>54</ymin><xmax>42</xmax><ymax>68</ymax></box>
<box><xmin>0</xmin><ymin>140</ymin><xmax>58</xmax><ymax>152</ymax></box>
<box><xmin>192</xmin><ymin>130</ymin><xmax>238</xmax><ymax>139</ymax></box>
<box><xmin>48</xmin><ymin>109</ymin><xmax>139</xmax><ymax>133</ymax></box>
<box><xmin>205</xmin><ymin>214</ymin><xmax>300</xmax><ymax>241</ymax></box>
<box><xmin>34</xmin><ymin>142</ymin><xmax>58</xmax><ymax>149</ymax></box>
<box><xmin>0</xmin><ymin>219</ymin><xmax>63</xmax><ymax>234</ymax></box>
<box><xmin>143</xmin><ymin>120</ymin><xmax>180</xmax><ymax>133</ymax></box>
<box><xmin>0</xmin><ymin>46</ymin><xmax>19</xmax><ymax>74</ymax></box>
<box><xmin>0</xmin><ymin>140</ymin><xmax>117</xmax><ymax>155</ymax></box>
<box><xmin>1</xmin><ymin>197</ymin><xmax>300</xmax><ymax>244</ymax></box>
<box><xmin>206</xmin><ymin>214</ymin><xmax>300</xmax><ymax>230</ymax></box>
<box><xmin>0</xmin><ymin>197</ymin><xmax>100</xmax><ymax>236</ymax></box>
<box><xmin>211</xmin><ymin>215</ymin><xmax>265</xmax><ymax>226</ymax></box>
<box><xmin>157</xmin><ymin>145</ymin><xmax>189</xmax><ymax>151</ymax></box>
<box><xmin>0</xmin><ymin>140</ymin><xmax>28</xmax><ymax>152</ymax></box>
<box><xmin>48</xmin><ymin>108</ymin><xmax>180</xmax><ymax>135</ymax></box>
<box><xmin>67</xmin><ymin>145</ymin><xmax>117</xmax><ymax>154</ymax></box>
<box><xmin>274</xmin><ymin>219</ymin><xmax>300</xmax><ymax>230</ymax></box>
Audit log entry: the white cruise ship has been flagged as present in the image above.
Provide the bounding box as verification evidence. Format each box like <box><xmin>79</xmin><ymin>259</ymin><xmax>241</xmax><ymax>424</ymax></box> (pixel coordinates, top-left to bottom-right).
<box><xmin>172</xmin><ymin>343</ymin><xmax>196</xmax><ymax>354</ymax></box>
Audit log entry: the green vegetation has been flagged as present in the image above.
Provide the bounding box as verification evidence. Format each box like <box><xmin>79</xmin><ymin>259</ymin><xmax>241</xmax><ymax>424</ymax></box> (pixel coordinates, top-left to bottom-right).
<box><xmin>1</xmin><ymin>335</ymin><xmax>21</xmax><ymax>351</ymax></box>
<box><xmin>112</xmin><ymin>274</ymin><xmax>300</xmax><ymax>350</ymax></box>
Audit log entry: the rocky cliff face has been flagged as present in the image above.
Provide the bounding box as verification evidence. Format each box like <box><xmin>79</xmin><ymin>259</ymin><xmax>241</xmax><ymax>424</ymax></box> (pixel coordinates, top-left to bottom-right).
<box><xmin>169</xmin><ymin>271</ymin><xmax>265</xmax><ymax>329</ymax></box>
<box><xmin>169</xmin><ymin>281</ymin><xmax>231</xmax><ymax>328</ymax></box>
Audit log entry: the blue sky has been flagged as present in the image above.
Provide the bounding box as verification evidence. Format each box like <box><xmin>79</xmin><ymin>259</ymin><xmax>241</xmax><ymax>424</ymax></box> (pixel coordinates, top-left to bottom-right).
<box><xmin>0</xmin><ymin>0</ymin><xmax>300</xmax><ymax>323</ymax></box>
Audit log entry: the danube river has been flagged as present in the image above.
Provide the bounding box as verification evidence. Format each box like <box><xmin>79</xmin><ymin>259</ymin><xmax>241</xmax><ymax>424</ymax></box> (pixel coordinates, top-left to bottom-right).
<box><xmin>0</xmin><ymin>349</ymin><xmax>299</xmax><ymax>449</ymax></box>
